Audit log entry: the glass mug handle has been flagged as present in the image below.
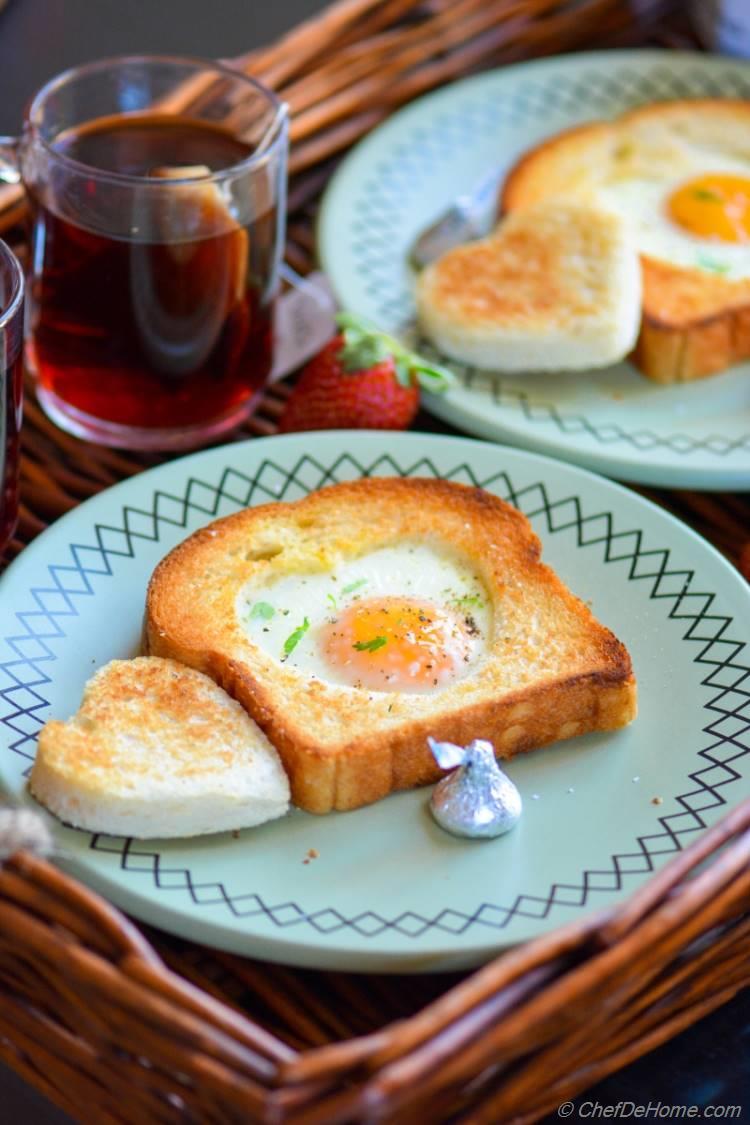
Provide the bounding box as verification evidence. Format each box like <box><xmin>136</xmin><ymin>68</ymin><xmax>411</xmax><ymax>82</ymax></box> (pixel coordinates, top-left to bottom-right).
<box><xmin>0</xmin><ymin>136</ymin><xmax>21</xmax><ymax>185</ymax></box>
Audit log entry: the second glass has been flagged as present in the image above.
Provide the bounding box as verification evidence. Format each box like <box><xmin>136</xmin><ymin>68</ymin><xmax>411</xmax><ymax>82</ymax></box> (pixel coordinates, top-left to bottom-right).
<box><xmin>0</xmin><ymin>239</ymin><xmax>23</xmax><ymax>553</ymax></box>
<box><xmin>18</xmin><ymin>56</ymin><xmax>288</xmax><ymax>450</ymax></box>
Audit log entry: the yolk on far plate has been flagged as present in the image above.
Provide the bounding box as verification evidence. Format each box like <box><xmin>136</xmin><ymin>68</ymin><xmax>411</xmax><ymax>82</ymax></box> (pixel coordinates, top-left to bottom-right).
<box><xmin>668</xmin><ymin>173</ymin><xmax>750</xmax><ymax>243</ymax></box>
<box><xmin>321</xmin><ymin>596</ymin><xmax>473</xmax><ymax>692</ymax></box>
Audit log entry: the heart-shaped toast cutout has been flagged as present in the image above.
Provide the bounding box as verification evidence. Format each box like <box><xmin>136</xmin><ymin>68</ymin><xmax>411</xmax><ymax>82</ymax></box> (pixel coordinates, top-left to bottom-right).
<box><xmin>415</xmin><ymin>199</ymin><xmax>641</xmax><ymax>372</ymax></box>
<box><xmin>29</xmin><ymin>657</ymin><xmax>289</xmax><ymax>838</ymax></box>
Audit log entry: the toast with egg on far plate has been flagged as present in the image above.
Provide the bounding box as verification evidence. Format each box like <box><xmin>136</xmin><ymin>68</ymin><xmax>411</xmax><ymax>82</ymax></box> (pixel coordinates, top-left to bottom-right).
<box><xmin>501</xmin><ymin>99</ymin><xmax>750</xmax><ymax>383</ymax></box>
<box><xmin>145</xmin><ymin>478</ymin><xmax>636</xmax><ymax>814</ymax></box>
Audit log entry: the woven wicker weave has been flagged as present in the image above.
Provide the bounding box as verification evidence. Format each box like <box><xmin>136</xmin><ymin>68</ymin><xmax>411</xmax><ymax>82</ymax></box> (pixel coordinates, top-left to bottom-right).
<box><xmin>1</xmin><ymin>803</ymin><xmax>749</xmax><ymax>1123</ymax></box>
<box><xmin>1</xmin><ymin>1</ymin><xmax>750</xmax><ymax>1122</ymax></box>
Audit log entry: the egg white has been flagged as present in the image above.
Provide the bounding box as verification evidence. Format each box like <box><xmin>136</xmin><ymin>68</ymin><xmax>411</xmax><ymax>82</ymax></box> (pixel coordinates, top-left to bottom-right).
<box><xmin>237</xmin><ymin>542</ymin><xmax>492</xmax><ymax>693</ymax></box>
<box><xmin>595</xmin><ymin>143</ymin><xmax>750</xmax><ymax>280</ymax></box>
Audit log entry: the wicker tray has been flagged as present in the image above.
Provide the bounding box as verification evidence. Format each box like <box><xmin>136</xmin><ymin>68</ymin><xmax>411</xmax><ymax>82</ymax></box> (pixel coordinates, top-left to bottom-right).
<box><xmin>1</xmin><ymin>802</ymin><xmax>749</xmax><ymax>1124</ymax></box>
<box><xmin>1</xmin><ymin>1</ymin><xmax>750</xmax><ymax>1122</ymax></box>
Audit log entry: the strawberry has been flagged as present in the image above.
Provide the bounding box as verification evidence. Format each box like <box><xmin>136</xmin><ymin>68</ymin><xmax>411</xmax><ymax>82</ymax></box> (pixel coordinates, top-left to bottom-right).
<box><xmin>278</xmin><ymin>312</ymin><xmax>453</xmax><ymax>433</ymax></box>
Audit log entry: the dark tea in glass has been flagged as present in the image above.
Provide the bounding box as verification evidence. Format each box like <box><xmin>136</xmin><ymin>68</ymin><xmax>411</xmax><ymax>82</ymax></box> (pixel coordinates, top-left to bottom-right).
<box><xmin>29</xmin><ymin>114</ymin><xmax>276</xmax><ymax>431</ymax></box>
<box><xmin>19</xmin><ymin>57</ymin><xmax>287</xmax><ymax>449</ymax></box>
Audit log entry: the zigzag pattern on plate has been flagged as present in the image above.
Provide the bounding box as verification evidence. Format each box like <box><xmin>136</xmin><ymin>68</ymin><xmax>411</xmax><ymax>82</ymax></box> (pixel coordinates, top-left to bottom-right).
<box><xmin>1</xmin><ymin>452</ymin><xmax>747</xmax><ymax>937</ymax></box>
<box><xmin>421</xmin><ymin>352</ymin><xmax>750</xmax><ymax>457</ymax></box>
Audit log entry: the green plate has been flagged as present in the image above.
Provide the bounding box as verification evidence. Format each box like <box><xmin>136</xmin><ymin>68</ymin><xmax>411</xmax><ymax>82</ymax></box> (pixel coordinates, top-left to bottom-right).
<box><xmin>1</xmin><ymin>431</ymin><xmax>748</xmax><ymax>971</ymax></box>
<box><xmin>318</xmin><ymin>50</ymin><xmax>750</xmax><ymax>491</ymax></box>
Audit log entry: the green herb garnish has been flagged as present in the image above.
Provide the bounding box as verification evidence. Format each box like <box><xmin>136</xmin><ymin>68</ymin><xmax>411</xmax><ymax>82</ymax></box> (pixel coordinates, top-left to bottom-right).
<box><xmin>451</xmin><ymin>593</ymin><xmax>485</xmax><ymax>611</ymax></box>
<box><xmin>250</xmin><ymin>601</ymin><xmax>275</xmax><ymax>621</ymax></box>
<box><xmin>342</xmin><ymin>577</ymin><xmax>368</xmax><ymax>596</ymax></box>
<box><xmin>283</xmin><ymin>617</ymin><xmax>310</xmax><ymax>657</ymax></box>
<box><xmin>353</xmin><ymin>635</ymin><xmax>387</xmax><ymax>653</ymax></box>
<box><xmin>692</xmin><ymin>188</ymin><xmax>722</xmax><ymax>203</ymax></box>
<box><xmin>326</xmin><ymin>593</ymin><xmax>338</xmax><ymax>611</ymax></box>
<box><xmin>697</xmin><ymin>253</ymin><xmax>731</xmax><ymax>275</ymax></box>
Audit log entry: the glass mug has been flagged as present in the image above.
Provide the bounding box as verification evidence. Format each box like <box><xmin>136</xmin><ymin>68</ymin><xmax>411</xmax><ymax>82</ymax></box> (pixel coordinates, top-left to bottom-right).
<box><xmin>0</xmin><ymin>240</ymin><xmax>24</xmax><ymax>553</ymax></box>
<box><xmin>1</xmin><ymin>56</ymin><xmax>287</xmax><ymax>450</ymax></box>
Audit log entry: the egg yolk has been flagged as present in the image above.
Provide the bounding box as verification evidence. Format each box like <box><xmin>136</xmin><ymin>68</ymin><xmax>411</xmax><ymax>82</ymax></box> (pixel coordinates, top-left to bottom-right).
<box><xmin>668</xmin><ymin>174</ymin><xmax>750</xmax><ymax>243</ymax></box>
<box><xmin>321</xmin><ymin>596</ymin><xmax>474</xmax><ymax>692</ymax></box>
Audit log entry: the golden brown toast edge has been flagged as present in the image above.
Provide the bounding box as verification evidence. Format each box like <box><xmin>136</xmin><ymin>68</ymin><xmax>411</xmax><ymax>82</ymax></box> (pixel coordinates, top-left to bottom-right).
<box><xmin>500</xmin><ymin>100</ymin><xmax>750</xmax><ymax>383</ymax></box>
<box><xmin>150</xmin><ymin>653</ymin><xmax>636</xmax><ymax>814</ymax></box>
<box><xmin>145</xmin><ymin>478</ymin><xmax>637</xmax><ymax>814</ymax></box>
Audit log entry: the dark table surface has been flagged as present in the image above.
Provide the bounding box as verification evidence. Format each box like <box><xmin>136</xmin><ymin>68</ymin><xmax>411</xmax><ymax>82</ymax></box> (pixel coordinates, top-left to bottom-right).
<box><xmin>0</xmin><ymin>1</ymin><xmax>747</xmax><ymax>1122</ymax></box>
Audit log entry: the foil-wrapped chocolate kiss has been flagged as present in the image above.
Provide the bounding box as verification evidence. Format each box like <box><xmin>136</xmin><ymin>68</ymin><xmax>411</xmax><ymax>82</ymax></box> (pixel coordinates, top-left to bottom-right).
<box><xmin>428</xmin><ymin>737</ymin><xmax>523</xmax><ymax>839</ymax></box>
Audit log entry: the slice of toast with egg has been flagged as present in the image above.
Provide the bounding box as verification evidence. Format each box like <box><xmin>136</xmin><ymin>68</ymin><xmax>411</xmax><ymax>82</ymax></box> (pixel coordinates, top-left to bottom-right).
<box><xmin>145</xmin><ymin>478</ymin><xmax>637</xmax><ymax>814</ymax></box>
<box><xmin>501</xmin><ymin>99</ymin><xmax>750</xmax><ymax>383</ymax></box>
<box><xmin>29</xmin><ymin>657</ymin><xmax>290</xmax><ymax>837</ymax></box>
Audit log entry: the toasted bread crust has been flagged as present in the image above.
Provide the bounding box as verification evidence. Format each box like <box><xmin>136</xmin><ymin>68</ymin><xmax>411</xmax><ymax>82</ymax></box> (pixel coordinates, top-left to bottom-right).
<box><xmin>146</xmin><ymin>479</ymin><xmax>636</xmax><ymax>813</ymax></box>
<box><xmin>502</xmin><ymin>120</ymin><xmax>617</xmax><ymax>211</ymax></box>
<box><xmin>501</xmin><ymin>99</ymin><xmax>750</xmax><ymax>383</ymax></box>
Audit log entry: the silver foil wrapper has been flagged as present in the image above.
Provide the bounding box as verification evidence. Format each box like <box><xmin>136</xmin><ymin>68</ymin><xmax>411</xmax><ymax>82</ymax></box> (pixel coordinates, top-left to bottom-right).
<box><xmin>428</xmin><ymin>737</ymin><xmax>522</xmax><ymax>839</ymax></box>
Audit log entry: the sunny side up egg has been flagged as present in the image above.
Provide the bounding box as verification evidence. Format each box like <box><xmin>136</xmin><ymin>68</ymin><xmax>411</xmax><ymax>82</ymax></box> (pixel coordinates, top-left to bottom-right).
<box><xmin>595</xmin><ymin>146</ymin><xmax>750</xmax><ymax>279</ymax></box>
<box><xmin>238</xmin><ymin>543</ymin><xmax>491</xmax><ymax>694</ymax></box>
